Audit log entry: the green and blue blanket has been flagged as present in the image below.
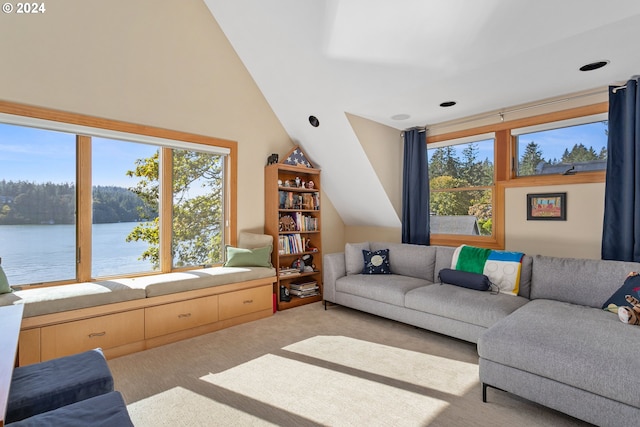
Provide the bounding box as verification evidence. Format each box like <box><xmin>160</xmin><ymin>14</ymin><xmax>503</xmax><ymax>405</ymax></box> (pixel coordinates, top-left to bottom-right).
<box><xmin>451</xmin><ymin>245</ymin><xmax>524</xmax><ymax>295</ymax></box>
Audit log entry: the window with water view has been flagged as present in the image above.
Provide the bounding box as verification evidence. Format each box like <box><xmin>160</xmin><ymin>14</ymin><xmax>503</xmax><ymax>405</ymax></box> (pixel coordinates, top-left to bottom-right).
<box><xmin>0</xmin><ymin>120</ymin><xmax>227</xmax><ymax>287</ymax></box>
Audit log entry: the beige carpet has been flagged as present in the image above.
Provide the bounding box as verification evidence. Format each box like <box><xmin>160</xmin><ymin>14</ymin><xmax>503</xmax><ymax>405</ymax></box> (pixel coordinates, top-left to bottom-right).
<box><xmin>108</xmin><ymin>302</ymin><xmax>591</xmax><ymax>426</ymax></box>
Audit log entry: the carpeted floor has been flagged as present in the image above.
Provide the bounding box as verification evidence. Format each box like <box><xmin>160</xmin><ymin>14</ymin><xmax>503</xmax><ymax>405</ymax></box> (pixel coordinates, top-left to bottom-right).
<box><xmin>108</xmin><ymin>302</ymin><xmax>592</xmax><ymax>426</ymax></box>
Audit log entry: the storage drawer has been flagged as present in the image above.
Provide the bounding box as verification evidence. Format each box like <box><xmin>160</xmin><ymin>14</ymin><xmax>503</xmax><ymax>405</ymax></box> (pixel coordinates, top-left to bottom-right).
<box><xmin>41</xmin><ymin>309</ymin><xmax>144</xmax><ymax>361</ymax></box>
<box><xmin>219</xmin><ymin>284</ymin><xmax>272</xmax><ymax>320</ymax></box>
<box><xmin>145</xmin><ymin>295</ymin><xmax>219</xmax><ymax>338</ymax></box>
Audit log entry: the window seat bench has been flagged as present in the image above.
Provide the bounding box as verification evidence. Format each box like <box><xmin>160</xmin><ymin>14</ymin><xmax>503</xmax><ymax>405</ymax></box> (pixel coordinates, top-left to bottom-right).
<box><xmin>0</xmin><ymin>266</ymin><xmax>276</xmax><ymax>366</ymax></box>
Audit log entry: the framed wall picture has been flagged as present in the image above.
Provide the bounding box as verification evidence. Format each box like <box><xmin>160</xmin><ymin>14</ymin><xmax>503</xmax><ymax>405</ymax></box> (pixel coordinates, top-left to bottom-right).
<box><xmin>527</xmin><ymin>192</ymin><xmax>566</xmax><ymax>221</ymax></box>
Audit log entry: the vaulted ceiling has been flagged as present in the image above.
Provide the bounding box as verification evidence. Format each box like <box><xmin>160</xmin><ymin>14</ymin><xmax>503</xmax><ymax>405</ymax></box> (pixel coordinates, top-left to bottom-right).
<box><xmin>205</xmin><ymin>0</ymin><xmax>640</xmax><ymax>228</ymax></box>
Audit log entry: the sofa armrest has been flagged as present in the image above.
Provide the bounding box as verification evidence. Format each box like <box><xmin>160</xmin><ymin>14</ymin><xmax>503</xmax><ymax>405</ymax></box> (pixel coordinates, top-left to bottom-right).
<box><xmin>323</xmin><ymin>252</ymin><xmax>346</xmax><ymax>303</ymax></box>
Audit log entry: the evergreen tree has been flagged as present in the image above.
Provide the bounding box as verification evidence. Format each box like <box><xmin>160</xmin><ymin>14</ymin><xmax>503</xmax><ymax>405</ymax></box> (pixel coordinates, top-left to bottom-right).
<box><xmin>519</xmin><ymin>141</ymin><xmax>544</xmax><ymax>176</ymax></box>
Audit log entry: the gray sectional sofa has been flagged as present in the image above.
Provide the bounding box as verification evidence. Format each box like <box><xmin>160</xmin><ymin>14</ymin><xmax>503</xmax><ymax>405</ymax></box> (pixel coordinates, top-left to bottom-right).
<box><xmin>323</xmin><ymin>241</ymin><xmax>640</xmax><ymax>427</ymax></box>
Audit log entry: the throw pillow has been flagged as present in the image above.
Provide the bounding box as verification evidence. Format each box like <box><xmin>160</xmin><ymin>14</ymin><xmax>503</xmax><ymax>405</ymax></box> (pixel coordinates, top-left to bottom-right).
<box><xmin>237</xmin><ymin>232</ymin><xmax>273</xmax><ymax>249</ymax></box>
<box><xmin>602</xmin><ymin>272</ymin><xmax>640</xmax><ymax>311</ymax></box>
<box><xmin>0</xmin><ymin>265</ymin><xmax>11</xmax><ymax>294</ymax></box>
<box><xmin>224</xmin><ymin>245</ymin><xmax>272</xmax><ymax>268</ymax></box>
<box><xmin>438</xmin><ymin>268</ymin><xmax>491</xmax><ymax>291</ymax></box>
<box><xmin>362</xmin><ymin>249</ymin><xmax>391</xmax><ymax>275</ymax></box>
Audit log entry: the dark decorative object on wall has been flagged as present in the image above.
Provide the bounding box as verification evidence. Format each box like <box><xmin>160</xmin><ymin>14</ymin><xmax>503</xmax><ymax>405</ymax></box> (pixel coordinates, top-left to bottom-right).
<box><xmin>527</xmin><ymin>192</ymin><xmax>566</xmax><ymax>221</ymax></box>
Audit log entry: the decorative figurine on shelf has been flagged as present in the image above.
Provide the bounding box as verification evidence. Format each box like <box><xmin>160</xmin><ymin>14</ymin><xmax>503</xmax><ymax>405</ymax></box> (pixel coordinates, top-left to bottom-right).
<box><xmin>279</xmin><ymin>285</ymin><xmax>291</xmax><ymax>302</ymax></box>
<box><xmin>308</xmin><ymin>180</ymin><xmax>315</xmax><ymax>189</ymax></box>
<box><xmin>305</xmin><ymin>239</ymin><xmax>318</xmax><ymax>252</ymax></box>
<box><xmin>279</xmin><ymin>215</ymin><xmax>296</xmax><ymax>231</ymax></box>
<box><xmin>267</xmin><ymin>153</ymin><xmax>279</xmax><ymax>165</ymax></box>
<box><xmin>291</xmin><ymin>258</ymin><xmax>304</xmax><ymax>272</ymax></box>
<box><xmin>301</xmin><ymin>180</ymin><xmax>306</xmax><ymax>188</ymax></box>
<box><xmin>295</xmin><ymin>176</ymin><xmax>301</xmax><ymax>187</ymax></box>
<box><xmin>284</xmin><ymin>180</ymin><xmax>291</xmax><ymax>187</ymax></box>
<box><xmin>278</xmin><ymin>179</ymin><xmax>283</xmax><ymax>186</ymax></box>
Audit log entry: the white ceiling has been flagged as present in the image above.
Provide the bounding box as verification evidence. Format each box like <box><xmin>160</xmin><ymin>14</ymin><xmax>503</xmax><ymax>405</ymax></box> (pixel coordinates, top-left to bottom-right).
<box><xmin>205</xmin><ymin>0</ymin><xmax>640</xmax><ymax>228</ymax></box>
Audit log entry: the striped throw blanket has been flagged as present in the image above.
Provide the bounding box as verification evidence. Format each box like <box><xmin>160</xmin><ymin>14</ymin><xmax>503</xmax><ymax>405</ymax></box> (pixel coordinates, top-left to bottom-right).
<box><xmin>451</xmin><ymin>245</ymin><xmax>524</xmax><ymax>296</ymax></box>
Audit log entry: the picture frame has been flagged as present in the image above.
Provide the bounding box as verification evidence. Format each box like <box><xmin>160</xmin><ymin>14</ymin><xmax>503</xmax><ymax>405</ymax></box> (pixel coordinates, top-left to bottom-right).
<box><xmin>526</xmin><ymin>192</ymin><xmax>566</xmax><ymax>221</ymax></box>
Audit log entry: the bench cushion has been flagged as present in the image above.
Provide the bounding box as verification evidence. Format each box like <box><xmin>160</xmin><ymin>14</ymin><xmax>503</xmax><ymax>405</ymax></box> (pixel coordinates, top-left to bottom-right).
<box><xmin>0</xmin><ymin>282</ymin><xmax>145</xmax><ymax>318</ymax></box>
<box><xmin>7</xmin><ymin>391</ymin><xmax>133</xmax><ymax>427</ymax></box>
<box><xmin>7</xmin><ymin>348</ymin><xmax>114</xmax><ymax>423</ymax></box>
<box><xmin>405</xmin><ymin>284</ymin><xmax>529</xmax><ymax>328</ymax></box>
<box><xmin>478</xmin><ymin>299</ymin><xmax>640</xmax><ymax>408</ymax></box>
<box><xmin>121</xmin><ymin>266</ymin><xmax>276</xmax><ymax>298</ymax></box>
<box><xmin>336</xmin><ymin>274</ymin><xmax>430</xmax><ymax>307</ymax></box>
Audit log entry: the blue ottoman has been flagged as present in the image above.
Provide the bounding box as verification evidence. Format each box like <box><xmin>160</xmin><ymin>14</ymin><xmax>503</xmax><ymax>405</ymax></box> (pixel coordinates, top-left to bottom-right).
<box><xmin>6</xmin><ymin>348</ymin><xmax>114</xmax><ymax>423</ymax></box>
<box><xmin>6</xmin><ymin>391</ymin><xmax>133</xmax><ymax>426</ymax></box>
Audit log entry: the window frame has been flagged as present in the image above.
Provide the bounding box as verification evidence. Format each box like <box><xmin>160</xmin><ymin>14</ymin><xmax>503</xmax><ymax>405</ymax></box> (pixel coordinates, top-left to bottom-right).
<box><xmin>427</xmin><ymin>132</ymin><xmax>496</xmax><ymax>239</ymax></box>
<box><xmin>426</xmin><ymin>102</ymin><xmax>607</xmax><ymax>249</ymax></box>
<box><xmin>0</xmin><ymin>100</ymin><xmax>237</xmax><ymax>287</ymax></box>
<box><xmin>512</xmin><ymin>112</ymin><xmax>608</xmax><ymax>178</ymax></box>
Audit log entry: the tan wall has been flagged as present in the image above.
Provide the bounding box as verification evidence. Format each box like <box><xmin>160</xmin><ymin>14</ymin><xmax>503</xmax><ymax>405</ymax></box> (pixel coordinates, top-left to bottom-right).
<box><xmin>345</xmin><ymin>227</ymin><xmax>401</xmax><ymax>245</ymax></box>
<box><xmin>345</xmin><ymin>114</ymin><xmax>403</xmax><ymax>245</ymax></box>
<box><xmin>505</xmin><ymin>184</ymin><xmax>604</xmax><ymax>259</ymax></box>
<box><xmin>0</xmin><ymin>0</ymin><xmax>345</xmax><ymax>248</ymax></box>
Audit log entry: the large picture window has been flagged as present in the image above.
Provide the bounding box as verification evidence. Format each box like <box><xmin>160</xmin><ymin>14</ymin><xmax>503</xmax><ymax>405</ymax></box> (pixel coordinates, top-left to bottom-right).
<box><xmin>0</xmin><ymin>123</ymin><xmax>77</xmax><ymax>285</ymax></box>
<box><xmin>427</xmin><ymin>134</ymin><xmax>494</xmax><ymax>236</ymax></box>
<box><xmin>0</xmin><ymin>105</ymin><xmax>235</xmax><ymax>287</ymax></box>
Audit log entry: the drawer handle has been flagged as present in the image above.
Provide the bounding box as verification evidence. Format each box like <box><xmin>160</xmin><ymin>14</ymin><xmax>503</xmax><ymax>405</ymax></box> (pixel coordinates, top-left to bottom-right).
<box><xmin>243</xmin><ymin>299</ymin><xmax>253</xmax><ymax>304</ymax></box>
<box><xmin>89</xmin><ymin>331</ymin><xmax>106</xmax><ymax>338</ymax></box>
<box><xmin>178</xmin><ymin>313</ymin><xmax>192</xmax><ymax>318</ymax></box>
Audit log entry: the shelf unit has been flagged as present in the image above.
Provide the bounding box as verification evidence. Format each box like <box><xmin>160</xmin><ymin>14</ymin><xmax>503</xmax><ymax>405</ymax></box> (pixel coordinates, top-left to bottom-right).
<box><xmin>265</xmin><ymin>163</ymin><xmax>322</xmax><ymax>310</ymax></box>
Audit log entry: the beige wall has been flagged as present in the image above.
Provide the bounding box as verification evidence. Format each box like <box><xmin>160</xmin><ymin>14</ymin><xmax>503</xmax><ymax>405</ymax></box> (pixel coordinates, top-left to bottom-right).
<box><xmin>0</xmin><ymin>0</ymin><xmax>345</xmax><ymax>249</ymax></box>
<box><xmin>505</xmin><ymin>184</ymin><xmax>604</xmax><ymax>259</ymax></box>
<box><xmin>345</xmin><ymin>114</ymin><xmax>403</xmax><ymax>244</ymax></box>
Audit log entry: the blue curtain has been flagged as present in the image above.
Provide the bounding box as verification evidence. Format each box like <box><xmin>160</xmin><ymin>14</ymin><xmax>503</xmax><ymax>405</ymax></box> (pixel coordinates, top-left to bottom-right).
<box><xmin>402</xmin><ymin>129</ymin><xmax>430</xmax><ymax>245</ymax></box>
<box><xmin>602</xmin><ymin>77</ymin><xmax>640</xmax><ymax>261</ymax></box>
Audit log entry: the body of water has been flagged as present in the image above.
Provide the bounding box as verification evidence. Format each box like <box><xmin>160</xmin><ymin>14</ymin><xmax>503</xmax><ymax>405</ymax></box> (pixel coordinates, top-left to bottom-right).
<box><xmin>0</xmin><ymin>222</ymin><xmax>155</xmax><ymax>285</ymax></box>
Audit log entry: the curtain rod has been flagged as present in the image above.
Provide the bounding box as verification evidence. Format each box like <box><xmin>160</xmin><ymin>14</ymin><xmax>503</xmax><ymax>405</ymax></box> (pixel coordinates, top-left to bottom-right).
<box><xmin>612</xmin><ymin>75</ymin><xmax>640</xmax><ymax>93</ymax></box>
<box><xmin>422</xmin><ymin>87</ymin><xmax>609</xmax><ymax>133</ymax></box>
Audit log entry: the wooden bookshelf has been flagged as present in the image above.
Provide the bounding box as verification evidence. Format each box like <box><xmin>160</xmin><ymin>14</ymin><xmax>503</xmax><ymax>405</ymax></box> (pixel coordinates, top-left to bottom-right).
<box><xmin>265</xmin><ymin>162</ymin><xmax>322</xmax><ymax>310</ymax></box>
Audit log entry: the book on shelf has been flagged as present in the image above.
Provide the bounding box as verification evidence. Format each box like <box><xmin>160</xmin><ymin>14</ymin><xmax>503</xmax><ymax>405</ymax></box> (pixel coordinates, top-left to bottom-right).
<box><xmin>289</xmin><ymin>288</ymin><xmax>320</xmax><ymax>297</ymax></box>
<box><xmin>290</xmin><ymin>280</ymin><xmax>318</xmax><ymax>290</ymax></box>
<box><xmin>279</xmin><ymin>267</ymin><xmax>301</xmax><ymax>277</ymax></box>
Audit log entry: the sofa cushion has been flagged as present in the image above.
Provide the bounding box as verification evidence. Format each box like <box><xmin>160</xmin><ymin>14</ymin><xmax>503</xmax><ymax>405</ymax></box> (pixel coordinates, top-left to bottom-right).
<box><xmin>478</xmin><ymin>299</ymin><xmax>640</xmax><ymax>409</ymax></box>
<box><xmin>7</xmin><ymin>348</ymin><xmax>114</xmax><ymax>423</ymax></box>
<box><xmin>7</xmin><ymin>391</ymin><xmax>133</xmax><ymax>427</ymax></box>
<box><xmin>405</xmin><ymin>284</ymin><xmax>528</xmax><ymax>328</ymax></box>
<box><xmin>361</xmin><ymin>249</ymin><xmax>391</xmax><ymax>274</ymax></box>
<box><xmin>0</xmin><ymin>281</ymin><xmax>146</xmax><ymax>317</ymax></box>
<box><xmin>438</xmin><ymin>268</ymin><xmax>491</xmax><ymax>291</ymax></box>
<box><xmin>530</xmin><ymin>255</ymin><xmax>640</xmax><ymax>308</ymax></box>
<box><xmin>335</xmin><ymin>274</ymin><xmax>431</xmax><ymax>307</ymax></box>
<box><xmin>370</xmin><ymin>242</ymin><xmax>437</xmax><ymax>280</ymax></box>
<box><xmin>0</xmin><ymin>265</ymin><xmax>11</xmax><ymax>294</ymax></box>
<box><xmin>345</xmin><ymin>242</ymin><xmax>371</xmax><ymax>275</ymax></box>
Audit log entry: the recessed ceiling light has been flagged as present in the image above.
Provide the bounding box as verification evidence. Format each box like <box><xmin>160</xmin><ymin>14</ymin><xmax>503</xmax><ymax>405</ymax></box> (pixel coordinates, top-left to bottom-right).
<box><xmin>391</xmin><ymin>113</ymin><xmax>411</xmax><ymax>120</ymax></box>
<box><xmin>440</xmin><ymin>101</ymin><xmax>456</xmax><ymax>107</ymax></box>
<box><xmin>308</xmin><ymin>115</ymin><xmax>319</xmax><ymax>127</ymax></box>
<box><xmin>579</xmin><ymin>60</ymin><xmax>609</xmax><ymax>72</ymax></box>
